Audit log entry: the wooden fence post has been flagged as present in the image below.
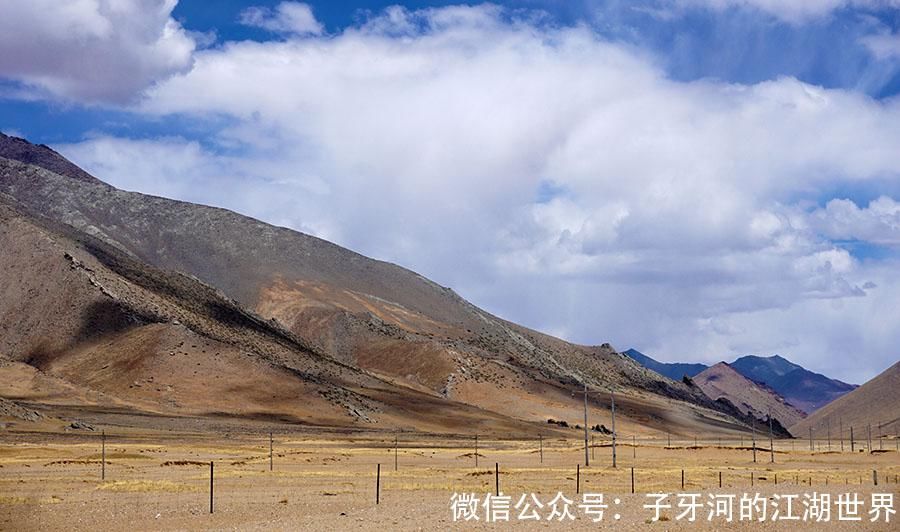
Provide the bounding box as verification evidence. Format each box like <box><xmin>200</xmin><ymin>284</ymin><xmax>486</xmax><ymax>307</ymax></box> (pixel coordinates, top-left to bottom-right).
<box><xmin>576</xmin><ymin>464</ymin><xmax>580</xmax><ymax>494</ymax></box>
<box><xmin>101</xmin><ymin>430</ymin><xmax>106</xmax><ymax>481</ymax></box>
<box><xmin>495</xmin><ymin>463</ymin><xmax>499</xmax><ymax>496</ymax></box>
<box><xmin>209</xmin><ymin>461</ymin><xmax>214</xmax><ymax>514</ymax></box>
<box><xmin>376</xmin><ymin>464</ymin><xmax>381</xmax><ymax>504</ymax></box>
<box><xmin>474</xmin><ymin>435</ymin><xmax>479</xmax><ymax>468</ymax></box>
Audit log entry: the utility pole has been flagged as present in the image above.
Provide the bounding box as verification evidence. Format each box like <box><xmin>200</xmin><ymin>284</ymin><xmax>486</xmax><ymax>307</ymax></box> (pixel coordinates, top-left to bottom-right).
<box><xmin>611</xmin><ymin>392</ymin><xmax>617</xmax><ymax>468</ymax></box>
<box><xmin>850</xmin><ymin>426</ymin><xmax>855</xmax><ymax>452</ymax></box>
<box><xmin>583</xmin><ymin>382</ymin><xmax>589</xmax><ymax>467</ymax></box>
<box><xmin>867</xmin><ymin>424</ymin><xmax>872</xmax><ymax>453</ymax></box>
<box><xmin>768</xmin><ymin>411</ymin><xmax>774</xmax><ymax>463</ymax></box>
<box><xmin>394</xmin><ymin>434</ymin><xmax>399</xmax><ymax>471</ymax></box>
<box><xmin>827</xmin><ymin>419</ymin><xmax>831</xmax><ymax>451</ymax></box>
<box><xmin>809</xmin><ymin>428</ymin><xmax>813</xmax><ymax>451</ymax></box>
<box><xmin>840</xmin><ymin>418</ymin><xmax>844</xmax><ymax>452</ymax></box>
<box><xmin>752</xmin><ymin>422</ymin><xmax>757</xmax><ymax>463</ymax></box>
<box><xmin>539</xmin><ymin>434</ymin><xmax>543</xmax><ymax>464</ymax></box>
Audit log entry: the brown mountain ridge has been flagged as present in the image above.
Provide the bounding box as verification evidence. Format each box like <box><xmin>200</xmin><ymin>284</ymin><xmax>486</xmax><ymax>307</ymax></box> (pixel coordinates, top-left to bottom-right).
<box><xmin>1</xmin><ymin>132</ymin><xmax>768</xmax><ymax>437</ymax></box>
<box><xmin>693</xmin><ymin>362</ymin><xmax>806</xmax><ymax>434</ymax></box>
<box><xmin>791</xmin><ymin>361</ymin><xmax>900</xmax><ymax>442</ymax></box>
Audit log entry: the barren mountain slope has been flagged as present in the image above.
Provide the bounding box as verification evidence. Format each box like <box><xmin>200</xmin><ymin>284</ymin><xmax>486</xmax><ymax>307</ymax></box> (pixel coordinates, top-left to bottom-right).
<box><xmin>0</xmin><ymin>134</ymin><xmax>758</xmax><ymax>436</ymax></box>
<box><xmin>0</xmin><ymin>151</ymin><xmax>666</xmax><ymax>402</ymax></box>
<box><xmin>693</xmin><ymin>362</ymin><xmax>806</xmax><ymax>432</ymax></box>
<box><xmin>0</xmin><ymin>196</ymin><xmax>554</xmax><ymax>434</ymax></box>
<box><xmin>0</xmin><ymin>133</ymin><xmax>98</xmax><ymax>183</ymax></box>
<box><xmin>730</xmin><ymin>355</ymin><xmax>856</xmax><ymax>413</ymax></box>
<box><xmin>791</xmin><ymin>361</ymin><xmax>900</xmax><ymax>440</ymax></box>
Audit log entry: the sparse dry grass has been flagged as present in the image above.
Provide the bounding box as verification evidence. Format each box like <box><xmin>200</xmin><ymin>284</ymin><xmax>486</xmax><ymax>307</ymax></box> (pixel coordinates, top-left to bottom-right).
<box><xmin>96</xmin><ymin>480</ymin><xmax>200</xmax><ymax>493</ymax></box>
<box><xmin>82</xmin><ymin>452</ymin><xmax>147</xmax><ymax>460</ymax></box>
<box><xmin>0</xmin><ymin>433</ymin><xmax>896</xmax><ymax>530</ymax></box>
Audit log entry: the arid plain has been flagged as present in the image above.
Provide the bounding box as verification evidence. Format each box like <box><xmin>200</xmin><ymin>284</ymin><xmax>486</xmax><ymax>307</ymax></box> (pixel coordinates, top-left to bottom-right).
<box><xmin>2</xmin><ymin>420</ymin><xmax>898</xmax><ymax>531</ymax></box>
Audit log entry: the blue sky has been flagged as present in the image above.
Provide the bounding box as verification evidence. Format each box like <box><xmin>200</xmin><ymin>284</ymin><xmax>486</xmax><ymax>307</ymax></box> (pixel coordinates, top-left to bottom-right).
<box><xmin>5</xmin><ymin>1</ymin><xmax>900</xmax><ymax>143</ymax></box>
<box><xmin>2</xmin><ymin>1</ymin><xmax>900</xmax><ymax>382</ymax></box>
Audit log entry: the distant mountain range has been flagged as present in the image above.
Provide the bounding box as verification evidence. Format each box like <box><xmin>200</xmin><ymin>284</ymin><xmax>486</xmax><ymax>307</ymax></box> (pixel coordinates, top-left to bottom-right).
<box><xmin>622</xmin><ymin>349</ymin><xmax>708</xmax><ymax>383</ymax></box>
<box><xmin>624</xmin><ymin>350</ymin><xmax>857</xmax><ymax>414</ymax></box>
<box><xmin>693</xmin><ymin>362</ymin><xmax>807</xmax><ymax>431</ymax></box>
<box><xmin>728</xmin><ymin>355</ymin><xmax>857</xmax><ymax>413</ymax></box>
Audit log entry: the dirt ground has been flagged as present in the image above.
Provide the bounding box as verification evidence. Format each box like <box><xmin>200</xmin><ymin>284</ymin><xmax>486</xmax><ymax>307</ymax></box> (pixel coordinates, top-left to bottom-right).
<box><xmin>1</xmin><ymin>427</ymin><xmax>898</xmax><ymax>531</ymax></box>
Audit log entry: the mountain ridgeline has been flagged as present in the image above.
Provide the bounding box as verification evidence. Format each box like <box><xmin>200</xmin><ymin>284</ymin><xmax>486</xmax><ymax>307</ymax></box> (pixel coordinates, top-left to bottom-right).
<box><xmin>791</xmin><ymin>361</ymin><xmax>899</xmax><ymax>439</ymax></box>
<box><xmin>693</xmin><ymin>362</ymin><xmax>807</xmax><ymax>429</ymax></box>
<box><xmin>624</xmin><ymin>350</ymin><xmax>857</xmax><ymax>415</ymax></box>
<box><xmin>623</xmin><ymin>349</ymin><xmax>708</xmax><ymax>382</ymax></box>
<box><xmin>729</xmin><ymin>355</ymin><xmax>857</xmax><ymax>414</ymax></box>
<box><xmin>0</xmin><ymin>132</ymin><xmax>764</xmax><ymax>437</ymax></box>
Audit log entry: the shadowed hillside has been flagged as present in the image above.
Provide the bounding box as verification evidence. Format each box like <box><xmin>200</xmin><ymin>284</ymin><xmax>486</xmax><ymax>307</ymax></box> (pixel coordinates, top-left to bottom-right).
<box><xmin>0</xmin><ymin>194</ymin><xmax>556</xmax><ymax>434</ymax></box>
<box><xmin>791</xmin><ymin>361</ymin><xmax>900</xmax><ymax>442</ymax></box>
<box><xmin>730</xmin><ymin>355</ymin><xmax>857</xmax><ymax>413</ymax></box>
<box><xmin>693</xmin><ymin>362</ymin><xmax>806</xmax><ymax>433</ymax></box>
<box><xmin>1</xmin><ymin>132</ymin><xmax>763</xmax><ymax>437</ymax></box>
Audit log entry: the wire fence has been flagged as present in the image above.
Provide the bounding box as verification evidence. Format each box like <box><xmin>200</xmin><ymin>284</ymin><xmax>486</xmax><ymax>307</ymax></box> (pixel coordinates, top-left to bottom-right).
<box><xmin>4</xmin><ymin>427</ymin><xmax>899</xmax><ymax>520</ymax></box>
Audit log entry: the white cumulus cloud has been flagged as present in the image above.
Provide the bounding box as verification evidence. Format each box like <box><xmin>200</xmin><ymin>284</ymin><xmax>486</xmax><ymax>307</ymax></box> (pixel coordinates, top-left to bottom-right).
<box><xmin>862</xmin><ymin>32</ymin><xmax>900</xmax><ymax>59</ymax></box>
<box><xmin>673</xmin><ymin>0</ymin><xmax>900</xmax><ymax>23</ymax></box>
<box><xmin>57</xmin><ymin>4</ymin><xmax>900</xmax><ymax>383</ymax></box>
<box><xmin>811</xmin><ymin>196</ymin><xmax>900</xmax><ymax>245</ymax></box>
<box><xmin>0</xmin><ymin>0</ymin><xmax>195</xmax><ymax>103</ymax></box>
<box><xmin>239</xmin><ymin>2</ymin><xmax>324</xmax><ymax>36</ymax></box>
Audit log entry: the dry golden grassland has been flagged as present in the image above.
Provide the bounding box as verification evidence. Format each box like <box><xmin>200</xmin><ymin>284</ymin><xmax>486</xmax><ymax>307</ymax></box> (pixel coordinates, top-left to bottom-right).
<box><xmin>0</xmin><ymin>430</ymin><xmax>898</xmax><ymax>531</ymax></box>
